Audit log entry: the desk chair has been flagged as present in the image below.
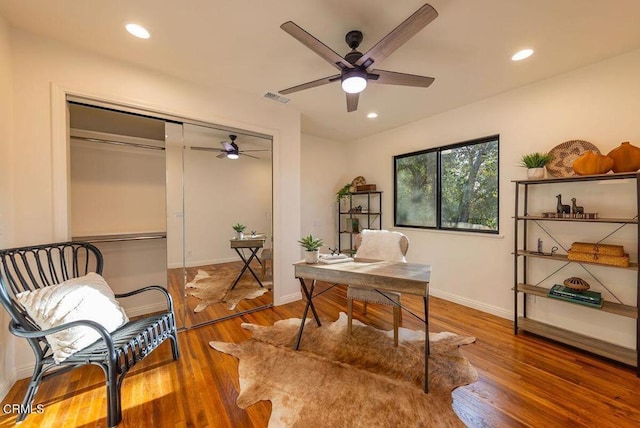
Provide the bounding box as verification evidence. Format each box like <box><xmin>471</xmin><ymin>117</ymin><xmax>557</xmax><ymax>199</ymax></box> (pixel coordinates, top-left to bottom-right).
<box><xmin>261</xmin><ymin>248</ymin><xmax>272</xmax><ymax>276</ymax></box>
<box><xmin>347</xmin><ymin>230</ymin><xmax>409</xmax><ymax>346</ymax></box>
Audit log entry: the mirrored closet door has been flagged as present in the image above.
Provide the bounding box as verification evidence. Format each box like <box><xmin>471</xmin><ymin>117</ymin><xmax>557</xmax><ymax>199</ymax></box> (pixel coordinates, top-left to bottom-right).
<box><xmin>68</xmin><ymin>102</ymin><xmax>273</xmax><ymax>331</ymax></box>
<box><xmin>173</xmin><ymin>123</ymin><xmax>273</xmax><ymax>328</ymax></box>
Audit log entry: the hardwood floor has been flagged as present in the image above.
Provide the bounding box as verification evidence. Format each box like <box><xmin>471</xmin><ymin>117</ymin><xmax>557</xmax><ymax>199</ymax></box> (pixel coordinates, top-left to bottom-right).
<box><xmin>2</xmin><ymin>284</ymin><xmax>640</xmax><ymax>427</ymax></box>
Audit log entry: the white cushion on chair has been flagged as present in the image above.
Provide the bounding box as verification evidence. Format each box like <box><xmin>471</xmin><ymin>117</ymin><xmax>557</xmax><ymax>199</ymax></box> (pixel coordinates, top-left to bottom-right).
<box><xmin>16</xmin><ymin>272</ymin><xmax>129</xmax><ymax>363</ymax></box>
<box><xmin>355</xmin><ymin>230</ymin><xmax>406</xmax><ymax>262</ymax></box>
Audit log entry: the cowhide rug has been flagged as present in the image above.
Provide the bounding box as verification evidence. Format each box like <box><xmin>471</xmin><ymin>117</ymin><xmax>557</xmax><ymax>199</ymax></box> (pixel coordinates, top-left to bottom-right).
<box><xmin>211</xmin><ymin>312</ymin><xmax>477</xmax><ymax>427</ymax></box>
<box><xmin>186</xmin><ymin>269</ymin><xmax>270</xmax><ymax>312</ymax></box>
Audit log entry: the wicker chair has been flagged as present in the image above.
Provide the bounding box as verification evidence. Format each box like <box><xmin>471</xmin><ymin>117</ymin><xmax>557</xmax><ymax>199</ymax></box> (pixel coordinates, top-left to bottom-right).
<box><xmin>0</xmin><ymin>241</ymin><xmax>180</xmax><ymax>427</ymax></box>
<box><xmin>347</xmin><ymin>230</ymin><xmax>409</xmax><ymax>347</ymax></box>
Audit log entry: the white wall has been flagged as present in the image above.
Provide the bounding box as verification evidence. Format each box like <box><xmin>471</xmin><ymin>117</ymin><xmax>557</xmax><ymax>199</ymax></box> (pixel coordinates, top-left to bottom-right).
<box><xmin>300</xmin><ymin>134</ymin><xmax>350</xmax><ymax>252</ymax></box>
<box><xmin>6</xmin><ymin>28</ymin><xmax>301</xmax><ymax>380</ymax></box>
<box><xmin>0</xmin><ymin>13</ymin><xmax>15</xmax><ymax>402</ymax></box>
<box><xmin>347</xmin><ymin>48</ymin><xmax>640</xmax><ymax>348</ymax></box>
<box><xmin>181</xmin><ymin>147</ymin><xmax>272</xmax><ymax>267</ymax></box>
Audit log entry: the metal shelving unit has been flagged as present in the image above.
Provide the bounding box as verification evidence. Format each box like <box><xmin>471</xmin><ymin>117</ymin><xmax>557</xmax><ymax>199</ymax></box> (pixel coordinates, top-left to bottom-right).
<box><xmin>513</xmin><ymin>171</ymin><xmax>639</xmax><ymax>373</ymax></box>
<box><xmin>337</xmin><ymin>191</ymin><xmax>382</xmax><ymax>254</ymax></box>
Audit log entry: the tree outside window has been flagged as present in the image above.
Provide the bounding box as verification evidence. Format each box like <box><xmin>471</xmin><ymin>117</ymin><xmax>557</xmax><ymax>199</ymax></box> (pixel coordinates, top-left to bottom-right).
<box><xmin>394</xmin><ymin>135</ymin><xmax>499</xmax><ymax>233</ymax></box>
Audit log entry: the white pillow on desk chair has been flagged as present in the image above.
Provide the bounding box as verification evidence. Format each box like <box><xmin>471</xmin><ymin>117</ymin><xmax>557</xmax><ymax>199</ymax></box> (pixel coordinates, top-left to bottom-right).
<box><xmin>354</xmin><ymin>229</ymin><xmax>406</xmax><ymax>262</ymax></box>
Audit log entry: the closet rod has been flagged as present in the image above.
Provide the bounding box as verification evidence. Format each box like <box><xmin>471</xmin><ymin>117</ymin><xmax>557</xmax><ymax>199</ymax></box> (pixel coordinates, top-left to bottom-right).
<box><xmin>72</xmin><ymin>136</ymin><xmax>165</xmax><ymax>151</ymax></box>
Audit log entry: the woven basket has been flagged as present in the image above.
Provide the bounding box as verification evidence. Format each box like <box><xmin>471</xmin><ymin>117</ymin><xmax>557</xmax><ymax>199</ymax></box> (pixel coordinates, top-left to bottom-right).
<box><xmin>570</xmin><ymin>242</ymin><xmax>625</xmax><ymax>257</ymax></box>
<box><xmin>547</xmin><ymin>140</ymin><xmax>600</xmax><ymax>177</ymax></box>
<box><xmin>567</xmin><ymin>250</ymin><xmax>630</xmax><ymax>267</ymax></box>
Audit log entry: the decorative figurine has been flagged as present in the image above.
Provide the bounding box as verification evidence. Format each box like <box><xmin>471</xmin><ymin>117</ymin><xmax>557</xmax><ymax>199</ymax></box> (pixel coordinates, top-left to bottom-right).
<box><xmin>556</xmin><ymin>194</ymin><xmax>570</xmax><ymax>214</ymax></box>
<box><xmin>328</xmin><ymin>247</ymin><xmax>339</xmax><ymax>256</ymax></box>
<box><xmin>571</xmin><ymin>198</ymin><xmax>584</xmax><ymax>215</ymax></box>
<box><xmin>537</xmin><ymin>238</ymin><xmax>543</xmax><ymax>254</ymax></box>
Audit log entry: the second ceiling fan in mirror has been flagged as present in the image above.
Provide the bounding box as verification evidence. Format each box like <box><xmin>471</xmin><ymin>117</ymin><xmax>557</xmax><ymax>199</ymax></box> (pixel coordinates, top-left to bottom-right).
<box><xmin>279</xmin><ymin>3</ymin><xmax>438</xmax><ymax>112</ymax></box>
<box><xmin>191</xmin><ymin>134</ymin><xmax>268</xmax><ymax>159</ymax></box>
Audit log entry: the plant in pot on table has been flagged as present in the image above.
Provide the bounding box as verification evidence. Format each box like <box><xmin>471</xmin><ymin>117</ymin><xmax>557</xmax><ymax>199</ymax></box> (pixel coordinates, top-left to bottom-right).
<box><xmin>519</xmin><ymin>152</ymin><xmax>552</xmax><ymax>179</ymax></box>
<box><xmin>233</xmin><ymin>223</ymin><xmax>246</xmax><ymax>240</ymax></box>
<box><xmin>298</xmin><ymin>234</ymin><xmax>324</xmax><ymax>264</ymax></box>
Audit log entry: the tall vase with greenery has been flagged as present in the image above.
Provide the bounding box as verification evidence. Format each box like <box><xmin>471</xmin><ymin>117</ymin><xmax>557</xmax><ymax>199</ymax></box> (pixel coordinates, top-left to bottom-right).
<box><xmin>519</xmin><ymin>152</ymin><xmax>552</xmax><ymax>179</ymax></box>
<box><xmin>298</xmin><ymin>234</ymin><xmax>324</xmax><ymax>264</ymax></box>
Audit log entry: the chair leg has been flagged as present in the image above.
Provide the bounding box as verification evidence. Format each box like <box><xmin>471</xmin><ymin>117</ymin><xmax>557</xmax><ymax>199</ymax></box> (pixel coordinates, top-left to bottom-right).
<box><xmin>106</xmin><ymin>365</ymin><xmax>122</xmax><ymax>428</ymax></box>
<box><xmin>393</xmin><ymin>305</ymin><xmax>400</xmax><ymax>347</ymax></box>
<box><xmin>347</xmin><ymin>298</ymin><xmax>353</xmax><ymax>336</ymax></box>
<box><xmin>170</xmin><ymin>332</ymin><xmax>180</xmax><ymax>360</ymax></box>
<box><xmin>17</xmin><ymin>364</ymin><xmax>44</xmax><ymax>423</ymax></box>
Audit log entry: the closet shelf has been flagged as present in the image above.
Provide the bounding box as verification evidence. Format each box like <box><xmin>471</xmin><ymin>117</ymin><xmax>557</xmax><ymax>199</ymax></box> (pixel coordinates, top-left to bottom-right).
<box><xmin>73</xmin><ymin>232</ymin><xmax>167</xmax><ymax>243</ymax></box>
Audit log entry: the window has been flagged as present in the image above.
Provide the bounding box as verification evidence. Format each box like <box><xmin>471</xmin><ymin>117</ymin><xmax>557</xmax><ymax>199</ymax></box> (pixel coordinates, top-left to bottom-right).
<box><xmin>394</xmin><ymin>135</ymin><xmax>499</xmax><ymax>233</ymax></box>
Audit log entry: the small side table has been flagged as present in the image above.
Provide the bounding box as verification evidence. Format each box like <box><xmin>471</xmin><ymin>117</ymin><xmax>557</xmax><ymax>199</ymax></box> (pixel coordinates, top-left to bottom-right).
<box><xmin>229</xmin><ymin>237</ymin><xmax>266</xmax><ymax>289</ymax></box>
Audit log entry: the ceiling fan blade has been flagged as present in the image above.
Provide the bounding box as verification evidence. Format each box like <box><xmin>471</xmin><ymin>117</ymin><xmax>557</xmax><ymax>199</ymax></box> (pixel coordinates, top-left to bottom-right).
<box><xmin>240</xmin><ymin>153</ymin><xmax>260</xmax><ymax>159</ymax></box>
<box><xmin>370</xmin><ymin>69</ymin><xmax>434</xmax><ymax>88</ymax></box>
<box><xmin>221</xmin><ymin>141</ymin><xmax>234</xmax><ymax>151</ymax></box>
<box><xmin>356</xmin><ymin>4</ymin><xmax>438</xmax><ymax>69</ymax></box>
<box><xmin>190</xmin><ymin>146</ymin><xmax>220</xmax><ymax>152</ymax></box>
<box><xmin>216</xmin><ymin>152</ymin><xmax>227</xmax><ymax>158</ymax></box>
<box><xmin>279</xmin><ymin>74</ymin><xmax>340</xmax><ymax>95</ymax></box>
<box><xmin>281</xmin><ymin>21</ymin><xmax>353</xmax><ymax>71</ymax></box>
<box><xmin>240</xmin><ymin>149</ymin><xmax>270</xmax><ymax>152</ymax></box>
<box><xmin>346</xmin><ymin>92</ymin><xmax>359</xmax><ymax>112</ymax></box>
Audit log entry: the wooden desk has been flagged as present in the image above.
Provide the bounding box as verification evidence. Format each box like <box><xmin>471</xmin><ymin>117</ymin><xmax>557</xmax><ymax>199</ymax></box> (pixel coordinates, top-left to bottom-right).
<box><xmin>293</xmin><ymin>259</ymin><xmax>431</xmax><ymax>392</ymax></box>
<box><xmin>230</xmin><ymin>237</ymin><xmax>266</xmax><ymax>289</ymax></box>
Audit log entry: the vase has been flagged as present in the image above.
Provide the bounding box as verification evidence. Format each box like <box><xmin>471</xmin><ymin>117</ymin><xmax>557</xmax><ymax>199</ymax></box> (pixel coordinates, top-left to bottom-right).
<box><xmin>303</xmin><ymin>249</ymin><xmax>319</xmax><ymax>264</ymax></box>
<box><xmin>527</xmin><ymin>167</ymin><xmax>545</xmax><ymax>179</ymax></box>
<box><xmin>236</xmin><ymin>231</ymin><xmax>244</xmax><ymax>240</ymax></box>
<box><xmin>607</xmin><ymin>141</ymin><xmax>640</xmax><ymax>173</ymax></box>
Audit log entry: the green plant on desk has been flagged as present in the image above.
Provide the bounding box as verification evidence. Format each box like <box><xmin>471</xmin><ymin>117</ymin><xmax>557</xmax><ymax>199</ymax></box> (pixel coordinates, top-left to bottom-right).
<box><xmin>233</xmin><ymin>223</ymin><xmax>246</xmax><ymax>239</ymax></box>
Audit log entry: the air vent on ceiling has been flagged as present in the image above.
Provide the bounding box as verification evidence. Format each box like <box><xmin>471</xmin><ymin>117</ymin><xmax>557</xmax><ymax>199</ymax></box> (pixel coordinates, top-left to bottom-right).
<box><xmin>263</xmin><ymin>92</ymin><xmax>291</xmax><ymax>104</ymax></box>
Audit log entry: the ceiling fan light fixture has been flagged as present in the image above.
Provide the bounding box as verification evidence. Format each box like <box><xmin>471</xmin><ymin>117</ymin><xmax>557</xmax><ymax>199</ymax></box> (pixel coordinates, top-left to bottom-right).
<box><xmin>511</xmin><ymin>48</ymin><xmax>534</xmax><ymax>61</ymax></box>
<box><xmin>125</xmin><ymin>23</ymin><xmax>151</xmax><ymax>39</ymax></box>
<box><xmin>367</xmin><ymin>112</ymin><xmax>378</xmax><ymax>119</ymax></box>
<box><xmin>341</xmin><ymin>69</ymin><xmax>367</xmax><ymax>94</ymax></box>
<box><xmin>227</xmin><ymin>152</ymin><xmax>239</xmax><ymax>160</ymax></box>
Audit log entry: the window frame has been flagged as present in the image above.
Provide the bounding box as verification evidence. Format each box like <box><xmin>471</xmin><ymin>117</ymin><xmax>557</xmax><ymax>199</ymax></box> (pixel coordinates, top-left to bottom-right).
<box><xmin>393</xmin><ymin>134</ymin><xmax>500</xmax><ymax>234</ymax></box>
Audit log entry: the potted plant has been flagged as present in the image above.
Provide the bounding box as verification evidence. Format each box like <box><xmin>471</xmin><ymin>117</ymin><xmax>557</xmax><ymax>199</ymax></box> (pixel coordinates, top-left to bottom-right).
<box><xmin>298</xmin><ymin>234</ymin><xmax>324</xmax><ymax>264</ymax></box>
<box><xmin>232</xmin><ymin>223</ymin><xmax>246</xmax><ymax>239</ymax></box>
<box><xmin>335</xmin><ymin>183</ymin><xmax>352</xmax><ymax>203</ymax></box>
<box><xmin>519</xmin><ymin>152</ymin><xmax>553</xmax><ymax>179</ymax></box>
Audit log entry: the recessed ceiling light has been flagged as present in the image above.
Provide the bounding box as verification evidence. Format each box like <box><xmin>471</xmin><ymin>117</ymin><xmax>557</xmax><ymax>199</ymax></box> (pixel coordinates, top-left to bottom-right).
<box><xmin>511</xmin><ymin>48</ymin><xmax>534</xmax><ymax>61</ymax></box>
<box><xmin>367</xmin><ymin>112</ymin><xmax>378</xmax><ymax>119</ymax></box>
<box><xmin>125</xmin><ymin>23</ymin><xmax>151</xmax><ymax>39</ymax></box>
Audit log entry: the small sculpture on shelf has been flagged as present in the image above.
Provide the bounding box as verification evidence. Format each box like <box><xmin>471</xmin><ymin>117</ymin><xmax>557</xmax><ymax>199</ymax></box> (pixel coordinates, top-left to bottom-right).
<box><xmin>563</xmin><ymin>277</ymin><xmax>590</xmax><ymax>292</ymax></box>
<box><xmin>328</xmin><ymin>247</ymin><xmax>339</xmax><ymax>256</ymax></box>
<box><xmin>556</xmin><ymin>194</ymin><xmax>570</xmax><ymax>214</ymax></box>
<box><xmin>571</xmin><ymin>198</ymin><xmax>584</xmax><ymax>216</ymax></box>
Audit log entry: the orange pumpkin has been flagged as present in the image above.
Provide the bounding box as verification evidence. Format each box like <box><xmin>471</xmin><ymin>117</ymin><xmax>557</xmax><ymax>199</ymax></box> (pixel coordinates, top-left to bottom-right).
<box><xmin>607</xmin><ymin>141</ymin><xmax>640</xmax><ymax>173</ymax></box>
<box><xmin>572</xmin><ymin>151</ymin><xmax>614</xmax><ymax>176</ymax></box>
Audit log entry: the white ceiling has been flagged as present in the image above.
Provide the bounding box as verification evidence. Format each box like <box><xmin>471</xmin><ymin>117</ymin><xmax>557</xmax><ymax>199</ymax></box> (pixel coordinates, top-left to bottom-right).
<box><xmin>2</xmin><ymin>0</ymin><xmax>640</xmax><ymax>142</ymax></box>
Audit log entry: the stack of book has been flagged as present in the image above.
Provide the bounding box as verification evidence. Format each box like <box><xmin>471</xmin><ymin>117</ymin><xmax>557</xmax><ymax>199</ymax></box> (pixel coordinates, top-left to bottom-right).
<box><xmin>547</xmin><ymin>284</ymin><xmax>603</xmax><ymax>308</ymax></box>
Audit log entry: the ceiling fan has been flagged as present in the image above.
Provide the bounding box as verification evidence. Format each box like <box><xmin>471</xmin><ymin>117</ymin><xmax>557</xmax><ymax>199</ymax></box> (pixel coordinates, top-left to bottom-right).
<box><xmin>279</xmin><ymin>3</ymin><xmax>438</xmax><ymax>112</ymax></box>
<box><xmin>190</xmin><ymin>135</ymin><xmax>267</xmax><ymax>160</ymax></box>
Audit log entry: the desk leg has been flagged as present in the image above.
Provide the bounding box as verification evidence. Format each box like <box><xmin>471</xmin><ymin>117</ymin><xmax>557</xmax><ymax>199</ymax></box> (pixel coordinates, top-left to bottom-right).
<box><xmin>230</xmin><ymin>248</ymin><xmax>264</xmax><ymax>289</ymax></box>
<box><xmin>295</xmin><ymin>278</ymin><xmax>321</xmax><ymax>350</ymax></box>
<box><xmin>424</xmin><ymin>295</ymin><xmax>429</xmax><ymax>393</ymax></box>
<box><xmin>243</xmin><ymin>249</ymin><xmax>265</xmax><ymax>288</ymax></box>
